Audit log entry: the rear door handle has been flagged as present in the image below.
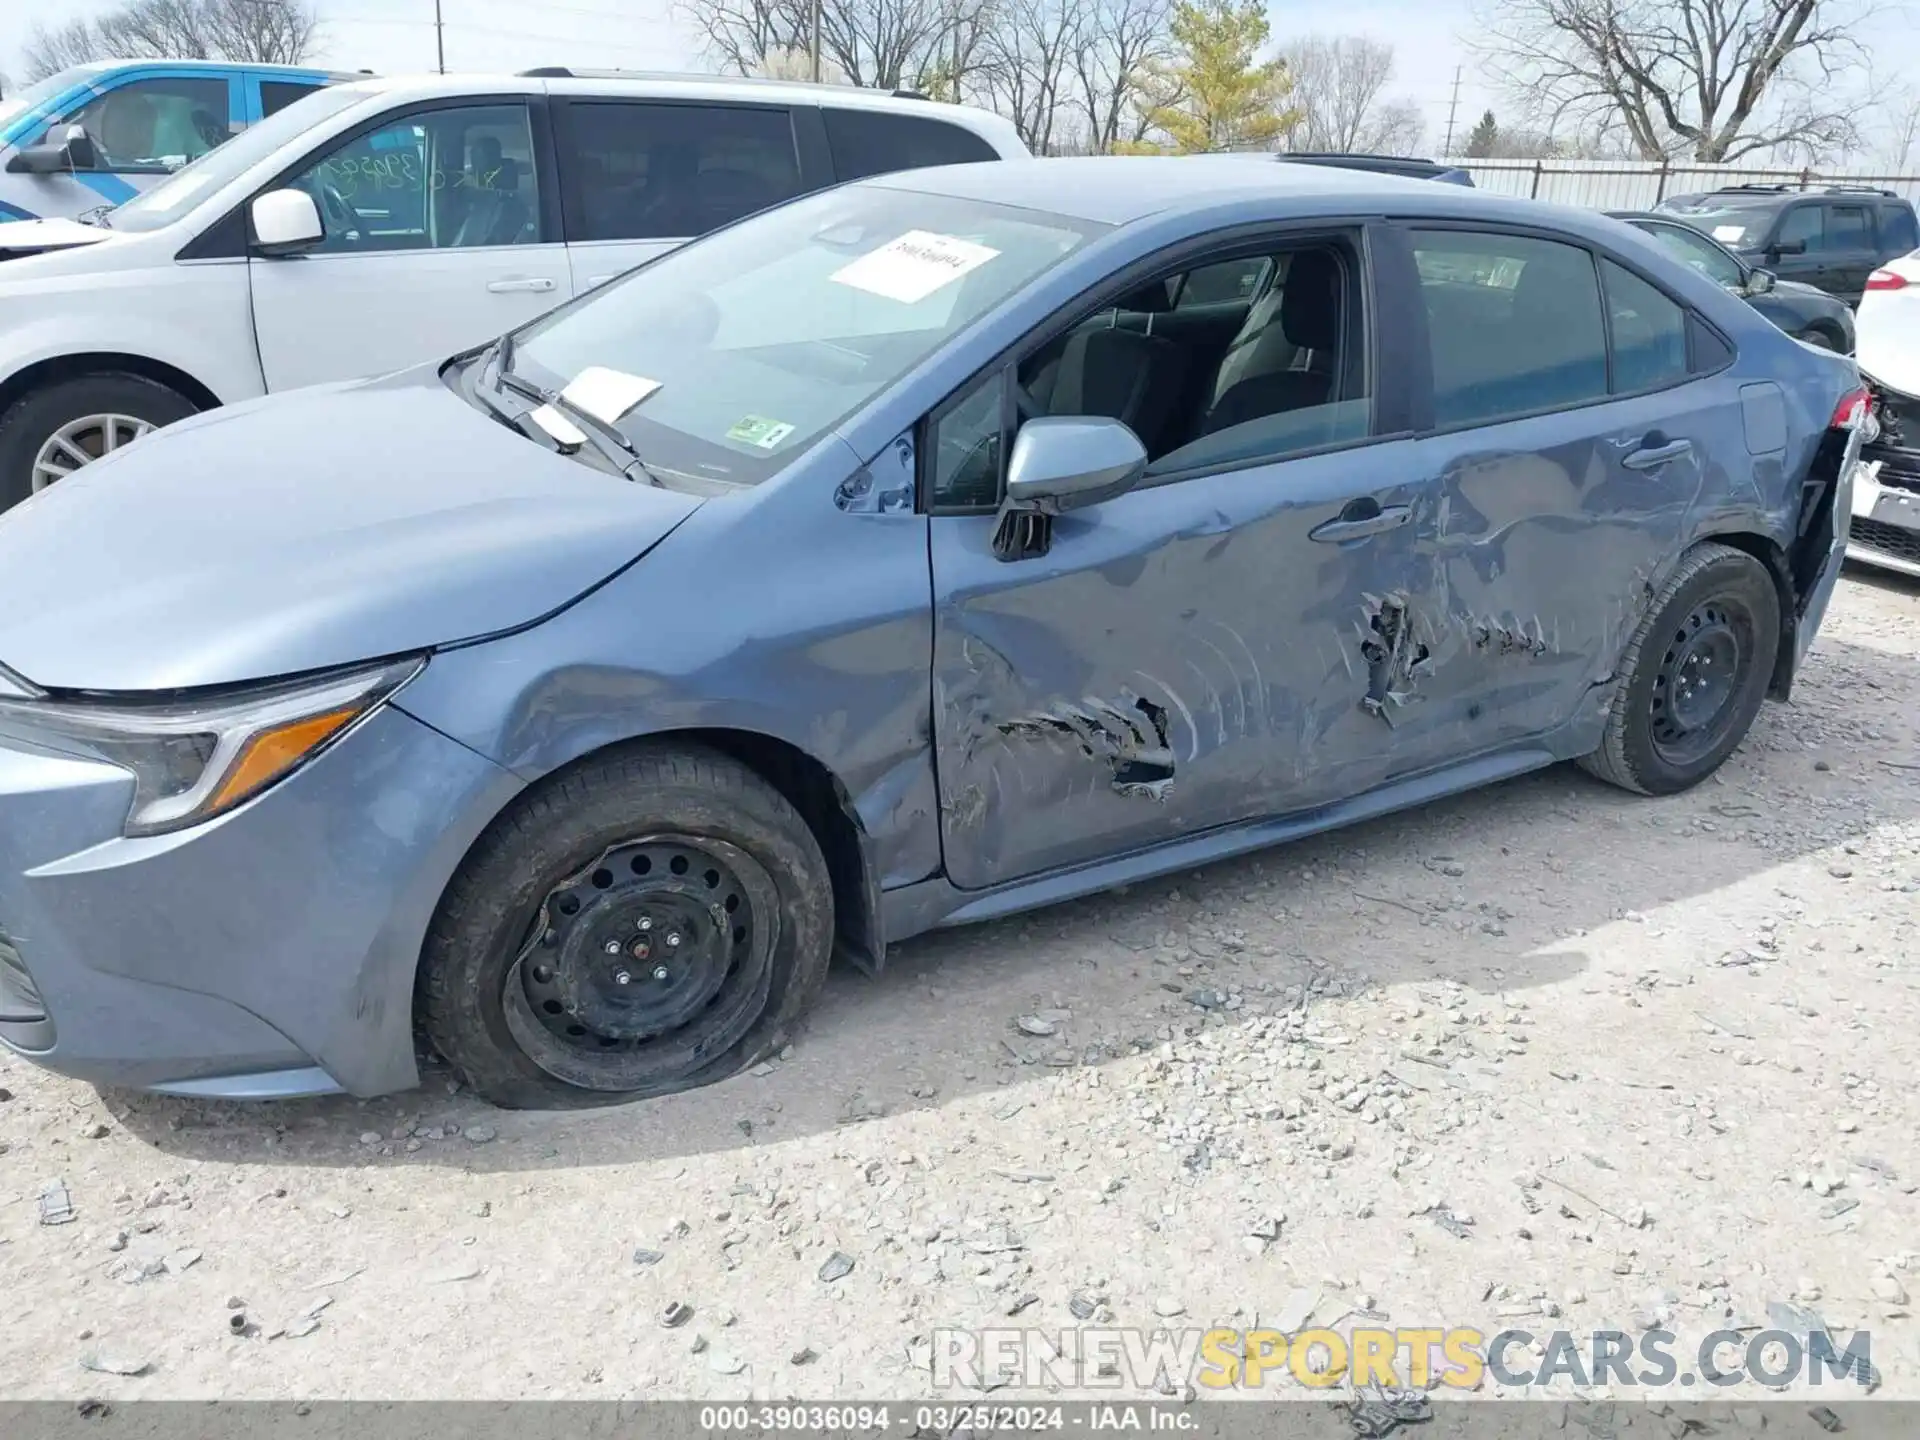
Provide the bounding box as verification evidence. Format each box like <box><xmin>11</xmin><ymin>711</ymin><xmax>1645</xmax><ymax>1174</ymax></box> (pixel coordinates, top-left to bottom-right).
<box><xmin>1622</xmin><ymin>438</ymin><xmax>1693</xmax><ymax>470</ymax></box>
<box><xmin>486</xmin><ymin>277</ymin><xmax>557</xmax><ymax>294</ymax></box>
<box><xmin>1310</xmin><ymin>500</ymin><xmax>1411</xmax><ymax>543</ymax></box>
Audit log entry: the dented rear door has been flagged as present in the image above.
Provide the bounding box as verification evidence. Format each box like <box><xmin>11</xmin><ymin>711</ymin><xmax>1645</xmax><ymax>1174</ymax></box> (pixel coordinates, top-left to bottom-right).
<box><xmin>1385</xmin><ymin>227</ymin><xmax>1718</xmax><ymax>761</ymax></box>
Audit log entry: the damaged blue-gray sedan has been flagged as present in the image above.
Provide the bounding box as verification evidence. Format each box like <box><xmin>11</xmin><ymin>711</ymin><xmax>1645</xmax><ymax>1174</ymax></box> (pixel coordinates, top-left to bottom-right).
<box><xmin>0</xmin><ymin>158</ymin><xmax>1872</xmax><ymax>1107</ymax></box>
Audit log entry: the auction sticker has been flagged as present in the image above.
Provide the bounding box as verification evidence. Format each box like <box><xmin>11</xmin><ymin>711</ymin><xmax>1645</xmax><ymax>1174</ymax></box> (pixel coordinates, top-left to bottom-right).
<box><xmin>726</xmin><ymin>415</ymin><xmax>796</xmax><ymax>450</ymax></box>
<box><xmin>830</xmin><ymin>230</ymin><xmax>1000</xmax><ymax>304</ymax></box>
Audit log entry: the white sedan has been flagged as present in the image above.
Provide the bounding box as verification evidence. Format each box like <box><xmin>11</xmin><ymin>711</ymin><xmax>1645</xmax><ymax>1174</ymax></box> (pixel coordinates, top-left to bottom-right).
<box><xmin>1851</xmin><ymin>250</ymin><xmax>1920</xmax><ymax>578</ymax></box>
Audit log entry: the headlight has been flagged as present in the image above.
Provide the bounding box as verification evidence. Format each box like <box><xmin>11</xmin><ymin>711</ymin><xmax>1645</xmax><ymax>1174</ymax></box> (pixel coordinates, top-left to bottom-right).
<box><xmin>0</xmin><ymin>657</ymin><xmax>424</xmax><ymax>837</ymax></box>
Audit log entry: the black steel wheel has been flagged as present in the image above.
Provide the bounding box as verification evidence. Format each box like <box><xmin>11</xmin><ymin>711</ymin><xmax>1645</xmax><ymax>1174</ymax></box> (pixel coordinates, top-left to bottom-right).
<box><xmin>420</xmin><ymin>743</ymin><xmax>834</xmax><ymax>1109</ymax></box>
<box><xmin>1580</xmin><ymin>542</ymin><xmax>1781</xmax><ymax>796</ymax></box>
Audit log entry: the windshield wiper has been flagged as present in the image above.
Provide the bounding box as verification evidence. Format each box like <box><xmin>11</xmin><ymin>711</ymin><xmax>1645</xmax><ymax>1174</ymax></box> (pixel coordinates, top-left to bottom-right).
<box><xmin>76</xmin><ymin>204</ymin><xmax>114</xmax><ymax>229</ymax></box>
<box><xmin>484</xmin><ymin>334</ymin><xmax>664</xmax><ymax>487</ymax></box>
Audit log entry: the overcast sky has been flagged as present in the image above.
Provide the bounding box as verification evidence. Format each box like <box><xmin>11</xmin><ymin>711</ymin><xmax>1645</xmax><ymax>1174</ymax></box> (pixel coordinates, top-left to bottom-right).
<box><xmin>0</xmin><ymin>0</ymin><xmax>1912</xmax><ymax>165</ymax></box>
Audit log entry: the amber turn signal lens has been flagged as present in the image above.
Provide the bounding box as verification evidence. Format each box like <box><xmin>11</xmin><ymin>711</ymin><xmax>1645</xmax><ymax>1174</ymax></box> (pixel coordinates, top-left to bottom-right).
<box><xmin>205</xmin><ymin>706</ymin><xmax>361</xmax><ymax>813</ymax></box>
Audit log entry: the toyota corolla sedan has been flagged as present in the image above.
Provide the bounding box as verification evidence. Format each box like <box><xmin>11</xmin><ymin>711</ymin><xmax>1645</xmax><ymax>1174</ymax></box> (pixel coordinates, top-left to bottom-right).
<box><xmin>0</xmin><ymin>158</ymin><xmax>1870</xmax><ymax>1108</ymax></box>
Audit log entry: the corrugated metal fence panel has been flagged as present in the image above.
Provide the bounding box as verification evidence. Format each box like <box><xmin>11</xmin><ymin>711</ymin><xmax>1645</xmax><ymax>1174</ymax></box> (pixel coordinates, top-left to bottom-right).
<box><xmin>1440</xmin><ymin>158</ymin><xmax>1920</xmax><ymax>210</ymax></box>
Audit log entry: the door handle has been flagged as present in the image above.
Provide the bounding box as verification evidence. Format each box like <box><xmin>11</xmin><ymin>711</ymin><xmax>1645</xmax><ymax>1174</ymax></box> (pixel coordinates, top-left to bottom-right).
<box><xmin>1622</xmin><ymin>438</ymin><xmax>1693</xmax><ymax>471</ymax></box>
<box><xmin>1310</xmin><ymin>499</ymin><xmax>1411</xmax><ymax>543</ymax></box>
<box><xmin>486</xmin><ymin>277</ymin><xmax>557</xmax><ymax>294</ymax></box>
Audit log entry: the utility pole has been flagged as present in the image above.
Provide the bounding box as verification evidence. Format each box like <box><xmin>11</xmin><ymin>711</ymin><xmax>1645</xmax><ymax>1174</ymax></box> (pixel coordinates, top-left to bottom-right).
<box><xmin>435</xmin><ymin>0</ymin><xmax>447</xmax><ymax>74</ymax></box>
<box><xmin>1441</xmin><ymin>66</ymin><xmax>1462</xmax><ymax>157</ymax></box>
<box><xmin>809</xmin><ymin>0</ymin><xmax>822</xmax><ymax>82</ymax></box>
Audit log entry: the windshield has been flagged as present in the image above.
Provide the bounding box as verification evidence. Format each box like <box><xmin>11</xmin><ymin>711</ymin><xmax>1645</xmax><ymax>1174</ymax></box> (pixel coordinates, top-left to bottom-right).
<box><xmin>0</xmin><ymin>65</ymin><xmax>110</xmax><ymax>140</ymax></box>
<box><xmin>508</xmin><ymin>185</ymin><xmax>1104</xmax><ymax>486</ymax></box>
<box><xmin>104</xmin><ymin>83</ymin><xmax>368</xmax><ymax>233</ymax></box>
<box><xmin>1663</xmin><ymin>209</ymin><xmax>1767</xmax><ymax>250</ymax></box>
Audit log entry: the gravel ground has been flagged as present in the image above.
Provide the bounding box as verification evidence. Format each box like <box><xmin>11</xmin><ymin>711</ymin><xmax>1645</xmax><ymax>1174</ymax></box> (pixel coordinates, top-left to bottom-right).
<box><xmin>2</xmin><ymin>568</ymin><xmax>1917</xmax><ymax>1412</ymax></box>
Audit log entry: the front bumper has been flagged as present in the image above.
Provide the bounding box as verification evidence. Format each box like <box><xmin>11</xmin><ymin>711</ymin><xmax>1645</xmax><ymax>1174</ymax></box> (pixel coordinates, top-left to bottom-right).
<box><xmin>0</xmin><ymin>705</ymin><xmax>520</xmax><ymax>1097</ymax></box>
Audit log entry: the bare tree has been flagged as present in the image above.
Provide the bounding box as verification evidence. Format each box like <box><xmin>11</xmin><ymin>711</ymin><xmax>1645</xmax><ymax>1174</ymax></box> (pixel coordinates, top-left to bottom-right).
<box><xmin>677</xmin><ymin>0</ymin><xmax>967</xmax><ymax>91</ymax></box>
<box><xmin>23</xmin><ymin>19</ymin><xmax>110</xmax><ymax>81</ymax></box>
<box><xmin>1280</xmin><ymin>35</ymin><xmax>1424</xmax><ymax>153</ymax></box>
<box><xmin>1469</xmin><ymin>0</ymin><xmax>1867</xmax><ymax>163</ymax></box>
<box><xmin>1878</xmin><ymin>92</ymin><xmax>1920</xmax><ymax>173</ymax></box>
<box><xmin>201</xmin><ymin>0</ymin><xmax>319</xmax><ymax>64</ymax></box>
<box><xmin>1068</xmin><ymin>0</ymin><xmax>1172</xmax><ymax>152</ymax></box>
<box><xmin>23</xmin><ymin>0</ymin><xmax>317</xmax><ymax>80</ymax></box>
<box><xmin>979</xmin><ymin>0</ymin><xmax>1087</xmax><ymax>152</ymax></box>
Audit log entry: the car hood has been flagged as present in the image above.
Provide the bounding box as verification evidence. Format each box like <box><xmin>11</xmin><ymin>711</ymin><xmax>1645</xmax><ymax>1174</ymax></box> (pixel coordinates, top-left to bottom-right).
<box><xmin>0</xmin><ymin>366</ymin><xmax>703</xmax><ymax>692</ymax></box>
<box><xmin>0</xmin><ymin>217</ymin><xmax>116</xmax><ymax>259</ymax></box>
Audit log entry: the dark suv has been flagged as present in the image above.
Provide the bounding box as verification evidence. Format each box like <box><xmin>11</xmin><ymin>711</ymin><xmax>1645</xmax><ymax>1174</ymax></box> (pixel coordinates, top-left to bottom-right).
<box><xmin>1653</xmin><ymin>184</ymin><xmax>1920</xmax><ymax>305</ymax></box>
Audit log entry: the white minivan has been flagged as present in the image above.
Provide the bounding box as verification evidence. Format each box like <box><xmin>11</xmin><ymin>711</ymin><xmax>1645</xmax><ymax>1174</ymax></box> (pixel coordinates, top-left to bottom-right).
<box><xmin>0</xmin><ymin>69</ymin><xmax>1029</xmax><ymax>510</ymax></box>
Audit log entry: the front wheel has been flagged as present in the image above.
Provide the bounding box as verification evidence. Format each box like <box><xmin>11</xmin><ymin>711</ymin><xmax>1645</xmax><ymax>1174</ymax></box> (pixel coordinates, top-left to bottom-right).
<box><xmin>1797</xmin><ymin>326</ymin><xmax>1839</xmax><ymax>352</ymax></box>
<box><xmin>418</xmin><ymin>743</ymin><xmax>835</xmax><ymax>1109</ymax></box>
<box><xmin>0</xmin><ymin>373</ymin><xmax>197</xmax><ymax>514</ymax></box>
<box><xmin>1579</xmin><ymin>543</ymin><xmax>1781</xmax><ymax>796</ymax></box>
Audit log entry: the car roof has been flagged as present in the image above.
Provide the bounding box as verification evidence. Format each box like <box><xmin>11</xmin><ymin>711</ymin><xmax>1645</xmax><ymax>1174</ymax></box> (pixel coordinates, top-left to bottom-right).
<box><xmin>863</xmin><ymin>154</ymin><xmax>1557</xmax><ymax>227</ymax></box>
<box><xmin>60</xmin><ymin>58</ymin><xmax>354</xmax><ymax>77</ymax></box>
<box><xmin>323</xmin><ymin>70</ymin><xmax>1015</xmax><ymax>133</ymax></box>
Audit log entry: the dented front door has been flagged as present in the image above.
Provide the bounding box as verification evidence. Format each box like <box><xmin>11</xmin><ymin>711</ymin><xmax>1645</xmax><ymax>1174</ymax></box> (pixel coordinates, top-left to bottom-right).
<box><xmin>931</xmin><ymin>444</ymin><xmax>1430</xmax><ymax>892</ymax></box>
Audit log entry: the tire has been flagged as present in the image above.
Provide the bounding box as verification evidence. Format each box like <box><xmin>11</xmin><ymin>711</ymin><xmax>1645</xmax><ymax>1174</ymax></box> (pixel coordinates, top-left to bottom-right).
<box><xmin>1797</xmin><ymin>326</ymin><xmax>1839</xmax><ymax>352</ymax></box>
<box><xmin>0</xmin><ymin>373</ymin><xmax>198</xmax><ymax>514</ymax></box>
<box><xmin>1579</xmin><ymin>542</ymin><xmax>1781</xmax><ymax>796</ymax></box>
<box><xmin>419</xmin><ymin>742</ymin><xmax>835</xmax><ymax>1110</ymax></box>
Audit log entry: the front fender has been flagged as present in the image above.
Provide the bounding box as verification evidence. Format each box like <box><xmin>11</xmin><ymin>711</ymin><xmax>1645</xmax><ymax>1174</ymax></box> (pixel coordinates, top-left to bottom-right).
<box><xmin>0</xmin><ymin>261</ymin><xmax>261</xmax><ymax>406</ymax></box>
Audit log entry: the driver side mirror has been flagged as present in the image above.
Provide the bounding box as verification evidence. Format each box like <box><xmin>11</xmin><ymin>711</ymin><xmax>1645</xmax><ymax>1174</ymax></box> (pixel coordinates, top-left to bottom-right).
<box><xmin>993</xmin><ymin>416</ymin><xmax>1147</xmax><ymax>562</ymax></box>
<box><xmin>6</xmin><ymin>123</ymin><xmax>97</xmax><ymax>175</ymax></box>
<box><xmin>1770</xmin><ymin>238</ymin><xmax>1807</xmax><ymax>258</ymax></box>
<box><xmin>250</xmin><ymin>189</ymin><xmax>324</xmax><ymax>257</ymax></box>
<box><xmin>1746</xmin><ymin>267</ymin><xmax>1776</xmax><ymax>295</ymax></box>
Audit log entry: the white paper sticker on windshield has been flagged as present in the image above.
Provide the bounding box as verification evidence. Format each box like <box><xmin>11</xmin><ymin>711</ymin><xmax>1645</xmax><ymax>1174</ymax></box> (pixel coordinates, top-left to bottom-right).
<box><xmin>1712</xmin><ymin>225</ymin><xmax>1745</xmax><ymax>242</ymax></box>
<box><xmin>830</xmin><ymin>230</ymin><xmax>1000</xmax><ymax>304</ymax></box>
<box><xmin>560</xmin><ymin>366</ymin><xmax>661</xmax><ymax>426</ymax></box>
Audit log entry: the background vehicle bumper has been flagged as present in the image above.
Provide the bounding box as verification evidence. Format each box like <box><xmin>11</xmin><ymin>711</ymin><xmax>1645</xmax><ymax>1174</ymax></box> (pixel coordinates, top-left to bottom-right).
<box><xmin>0</xmin><ymin>705</ymin><xmax>521</xmax><ymax>1097</ymax></box>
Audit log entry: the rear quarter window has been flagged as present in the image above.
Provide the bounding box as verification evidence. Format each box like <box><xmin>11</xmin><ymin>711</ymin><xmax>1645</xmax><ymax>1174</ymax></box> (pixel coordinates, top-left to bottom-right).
<box><xmin>823</xmin><ymin>108</ymin><xmax>998</xmax><ymax>182</ymax></box>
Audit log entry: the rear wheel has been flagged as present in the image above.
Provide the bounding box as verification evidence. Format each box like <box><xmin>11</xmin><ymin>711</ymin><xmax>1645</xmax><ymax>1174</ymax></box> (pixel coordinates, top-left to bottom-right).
<box><xmin>418</xmin><ymin>742</ymin><xmax>834</xmax><ymax>1109</ymax></box>
<box><xmin>1579</xmin><ymin>543</ymin><xmax>1781</xmax><ymax>796</ymax></box>
<box><xmin>1797</xmin><ymin>326</ymin><xmax>1839</xmax><ymax>352</ymax></box>
<box><xmin>0</xmin><ymin>373</ymin><xmax>196</xmax><ymax>514</ymax></box>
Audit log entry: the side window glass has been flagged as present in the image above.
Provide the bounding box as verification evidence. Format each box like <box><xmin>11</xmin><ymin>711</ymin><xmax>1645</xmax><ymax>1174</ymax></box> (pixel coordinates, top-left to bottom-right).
<box><xmin>1602</xmin><ymin>260</ymin><xmax>1688</xmax><ymax>393</ymax></box>
<box><xmin>1883</xmin><ymin>205</ymin><xmax>1919</xmax><ymax>253</ymax></box>
<box><xmin>930</xmin><ymin>373</ymin><xmax>1004</xmax><ymax>509</ymax></box>
<box><xmin>55</xmin><ymin>77</ymin><xmax>230</xmax><ymax>173</ymax></box>
<box><xmin>285</xmin><ymin>103</ymin><xmax>540</xmax><ymax>255</ymax></box>
<box><xmin>824</xmin><ymin>109</ymin><xmax>997</xmax><ymax>182</ymax></box>
<box><xmin>1412</xmin><ymin>230</ymin><xmax>1607</xmax><ymax>427</ymax></box>
<box><xmin>260</xmin><ymin>80</ymin><xmax>325</xmax><ymax>119</ymax></box>
<box><xmin>1176</xmin><ymin>258</ymin><xmax>1270</xmax><ymax>308</ymax></box>
<box><xmin>1016</xmin><ymin>241</ymin><xmax>1371</xmax><ymax>475</ymax></box>
<box><xmin>556</xmin><ymin>102</ymin><xmax>802</xmax><ymax>243</ymax></box>
<box><xmin>1644</xmin><ymin>224</ymin><xmax>1740</xmax><ymax>289</ymax></box>
<box><xmin>1776</xmin><ymin>206</ymin><xmax>1822</xmax><ymax>250</ymax></box>
<box><xmin>1826</xmin><ymin>205</ymin><xmax>1870</xmax><ymax>249</ymax></box>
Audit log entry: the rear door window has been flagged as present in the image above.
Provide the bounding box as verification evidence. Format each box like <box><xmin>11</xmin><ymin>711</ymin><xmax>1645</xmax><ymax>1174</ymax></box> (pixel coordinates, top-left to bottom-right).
<box><xmin>823</xmin><ymin>108</ymin><xmax>997</xmax><ymax>181</ymax></box>
<box><xmin>1410</xmin><ymin>230</ymin><xmax>1609</xmax><ymax>426</ymax></box>
<box><xmin>554</xmin><ymin>101</ymin><xmax>802</xmax><ymax>242</ymax></box>
<box><xmin>260</xmin><ymin>79</ymin><xmax>327</xmax><ymax>118</ymax></box>
<box><xmin>1826</xmin><ymin>204</ymin><xmax>1872</xmax><ymax>250</ymax></box>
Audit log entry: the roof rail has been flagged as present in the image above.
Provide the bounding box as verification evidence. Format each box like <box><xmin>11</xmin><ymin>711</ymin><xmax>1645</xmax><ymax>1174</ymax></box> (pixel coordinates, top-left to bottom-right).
<box><xmin>1823</xmin><ymin>184</ymin><xmax>1898</xmax><ymax>197</ymax></box>
<box><xmin>1714</xmin><ymin>182</ymin><xmax>1795</xmax><ymax>193</ymax></box>
<box><xmin>519</xmin><ymin>66</ymin><xmax>929</xmax><ymax>99</ymax></box>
